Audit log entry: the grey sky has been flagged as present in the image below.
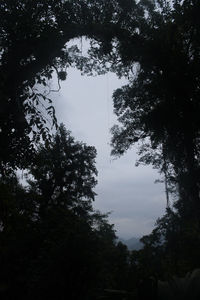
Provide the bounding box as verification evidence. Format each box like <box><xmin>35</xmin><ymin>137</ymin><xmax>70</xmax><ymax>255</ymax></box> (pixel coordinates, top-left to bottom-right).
<box><xmin>53</xmin><ymin>67</ymin><xmax>166</xmax><ymax>239</ymax></box>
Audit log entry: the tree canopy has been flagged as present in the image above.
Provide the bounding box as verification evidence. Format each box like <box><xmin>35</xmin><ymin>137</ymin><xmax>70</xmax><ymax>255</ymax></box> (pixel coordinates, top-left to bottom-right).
<box><xmin>27</xmin><ymin>123</ymin><xmax>97</xmax><ymax>218</ymax></box>
<box><xmin>0</xmin><ymin>124</ymin><xmax>132</xmax><ymax>299</ymax></box>
<box><xmin>0</xmin><ymin>0</ymin><xmax>138</xmax><ymax>173</ymax></box>
<box><xmin>1</xmin><ymin>0</ymin><xmax>200</xmax><ymax>298</ymax></box>
<box><xmin>110</xmin><ymin>0</ymin><xmax>200</xmax><ymax>218</ymax></box>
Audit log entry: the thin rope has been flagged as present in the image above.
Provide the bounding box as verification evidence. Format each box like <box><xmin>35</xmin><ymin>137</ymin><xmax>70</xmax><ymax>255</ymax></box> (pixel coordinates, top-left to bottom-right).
<box><xmin>162</xmin><ymin>143</ymin><xmax>170</xmax><ymax>208</ymax></box>
<box><xmin>80</xmin><ymin>36</ymin><xmax>83</xmax><ymax>72</ymax></box>
<box><xmin>106</xmin><ymin>73</ymin><xmax>112</xmax><ymax>164</ymax></box>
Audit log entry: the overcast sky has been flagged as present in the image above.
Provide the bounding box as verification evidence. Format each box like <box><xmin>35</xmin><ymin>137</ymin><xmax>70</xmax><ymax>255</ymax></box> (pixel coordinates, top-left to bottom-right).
<box><xmin>53</xmin><ymin>67</ymin><xmax>166</xmax><ymax>239</ymax></box>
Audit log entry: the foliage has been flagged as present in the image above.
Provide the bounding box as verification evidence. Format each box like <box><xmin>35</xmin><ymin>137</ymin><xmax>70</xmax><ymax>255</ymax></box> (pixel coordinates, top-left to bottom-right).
<box><xmin>0</xmin><ymin>0</ymin><xmax>139</xmax><ymax>173</ymax></box>
<box><xmin>110</xmin><ymin>0</ymin><xmax>200</xmax><ymax>217</ymax></box>
<box><xmin>101</xmin><ymin>0</ymin><xmax>200</xmax><ymax>280</ymax></box>
<box><xmin>2</xmin><ymin>0</ymin><xmax>200</xmax><ymax>297</ymax></box>
<box><xmin>0</xmin><ymin>124</ymin><xmax>132</xmax><ymax>299</ymax></box>
<box><xmin>27</xmin><ymin>123</ymin><xmax>97</xmax><ymax>219</ymax></box>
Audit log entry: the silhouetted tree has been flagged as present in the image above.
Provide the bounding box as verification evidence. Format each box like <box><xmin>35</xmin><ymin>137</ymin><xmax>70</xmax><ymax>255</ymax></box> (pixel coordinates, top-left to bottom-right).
<box><xmin>27</xmin><ymin>123</ymin><xmax>97</xmax><ymax>219</ymax></box>
<box><xmin>0</xmin><ymin>123</ymin><xmax>131</xmax><ymax>300</ymax></box>
<box><xmin>2</xmin><ymin>0</ymin><xmax>200</xmax><ymax>296</ymax></box>
<box><xmin>0</xmin><ymin>0</ymin><xmax>136</xmax><ymax>173</ymax></box>
<box><xmin>110</xmin><ymin>0</ymin><xmax>200</xmax><ymax>221</ymax></box>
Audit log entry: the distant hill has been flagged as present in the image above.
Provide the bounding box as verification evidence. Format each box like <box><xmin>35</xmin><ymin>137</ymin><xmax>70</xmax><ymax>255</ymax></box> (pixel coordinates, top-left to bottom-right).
<box><xmin>118</xmin><ymin>237</ymin><xmax>143</xmax><ymax>251</ymax></box>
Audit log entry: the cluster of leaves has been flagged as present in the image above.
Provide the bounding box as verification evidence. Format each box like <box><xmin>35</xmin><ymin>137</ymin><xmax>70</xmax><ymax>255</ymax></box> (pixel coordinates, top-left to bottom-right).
<box><xmin>0</xmin><ymin>0</ymin><xmax>140</xmax><ymax>174</ymax></box>
<box><xmin>130</xmin><ymin>207</ymin><xmax>200</xmax><ymax>284</ymax></box>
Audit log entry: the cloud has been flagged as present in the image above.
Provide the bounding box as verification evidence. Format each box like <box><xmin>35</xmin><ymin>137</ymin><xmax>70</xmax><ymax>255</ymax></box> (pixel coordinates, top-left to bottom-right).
<box><xmin>53</xmin><ymin>68</ymin><xmax>166</xmax><ymax>238</ymax></box>
<box><xmin>109</xmin><ymin>216</ymin><xmax>157</xmax><ymax>239</ymax></box>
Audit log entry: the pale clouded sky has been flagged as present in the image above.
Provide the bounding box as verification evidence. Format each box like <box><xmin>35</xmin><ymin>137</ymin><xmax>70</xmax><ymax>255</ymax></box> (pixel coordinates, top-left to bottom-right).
<box><xmin>53</xmin><ymin>67</ymin><xmax>166</xmax><ymax>239</ymax></box>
